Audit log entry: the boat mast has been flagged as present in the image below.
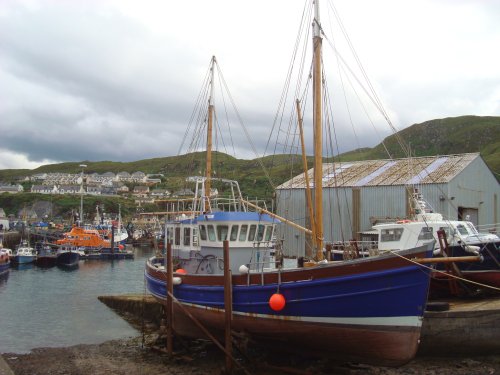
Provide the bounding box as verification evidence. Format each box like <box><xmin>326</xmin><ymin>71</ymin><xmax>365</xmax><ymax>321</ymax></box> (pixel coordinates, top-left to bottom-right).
<box><xmin>312</xmin><ymin>0</ymin><xmax>324</xmax><ymax>259</ymax></box>
<box><xmin>296</xmin><ymin>99</ymin><xmax>315</xmax><ymax>259</ymax></box>
<box><xmin>205</xmin><ymin>56</ymin><xmax>216</xmax><ymax>212</ymax></box>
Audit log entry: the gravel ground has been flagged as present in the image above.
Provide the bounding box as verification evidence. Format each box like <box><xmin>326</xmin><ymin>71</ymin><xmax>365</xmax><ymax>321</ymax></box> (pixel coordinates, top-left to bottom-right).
<box><xmin>3</xmin><ymin>334</ymin><xmax>500</xmax><ymax>375</ymax></box>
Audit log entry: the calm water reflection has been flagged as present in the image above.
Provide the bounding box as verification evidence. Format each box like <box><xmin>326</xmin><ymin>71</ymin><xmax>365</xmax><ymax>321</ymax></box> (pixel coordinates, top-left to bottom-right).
<box><xmin>0</xmin><ymin>247</ymin><xmax>154</xmax><ymax>354</ymax></box>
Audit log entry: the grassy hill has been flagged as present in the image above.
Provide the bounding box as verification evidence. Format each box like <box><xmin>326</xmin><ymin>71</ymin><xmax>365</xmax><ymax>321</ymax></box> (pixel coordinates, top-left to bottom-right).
<box><xmin>0</xmin><ymin>115</ymin><xmax>498</xmax><ymax>218</ymax></box>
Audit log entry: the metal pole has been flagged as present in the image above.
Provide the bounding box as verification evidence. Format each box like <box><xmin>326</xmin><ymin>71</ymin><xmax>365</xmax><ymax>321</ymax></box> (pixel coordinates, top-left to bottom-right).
<box><xmin>79</xmin><ymin>164</ymin><xmax>87</xmax><ymax>226</ymax></box>
<box><xmin>166</xmin><ymin>242</ymin><xmax>173</xmax><ymax>357</ymax></box>
<box><xmin>223</xmin><ymin>240</ymin><xmax>233</xmax><ymax>373</ymax></box>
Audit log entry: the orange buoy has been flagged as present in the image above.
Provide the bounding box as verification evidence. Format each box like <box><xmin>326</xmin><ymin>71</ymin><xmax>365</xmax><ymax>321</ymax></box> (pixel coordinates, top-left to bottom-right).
<box><xmin>269</xmin><ymin>293</ymin><xmax>286</xmax><ymax>311</ymax></box>
<box><xmin>175</xmin><ymin>268</ymin><xmax>187</xmax><ymax>274</ymax></box>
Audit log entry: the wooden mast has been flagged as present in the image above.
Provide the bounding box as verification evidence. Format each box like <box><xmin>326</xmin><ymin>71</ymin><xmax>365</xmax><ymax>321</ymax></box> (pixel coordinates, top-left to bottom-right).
<box><xmin>296</xmin><ymin>99</ymin><xmax>315</xmax><ymax>259</ymax></box>
<box><xmin>205</xmin><ymin>56</ymin><xmax>216</xmax><ymax>212</ymax></box>
<box><xmin>312</xmin><ymin>0</ymin><xmax>324</xmax><ymax>260</ymax></box>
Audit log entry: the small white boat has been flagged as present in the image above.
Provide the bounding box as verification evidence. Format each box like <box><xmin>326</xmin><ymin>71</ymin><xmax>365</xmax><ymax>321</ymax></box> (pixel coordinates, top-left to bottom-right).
<box><xmin>11</xmin><ymin>241</ymin><xmax>36</xmax><ymax>264</ymax></box>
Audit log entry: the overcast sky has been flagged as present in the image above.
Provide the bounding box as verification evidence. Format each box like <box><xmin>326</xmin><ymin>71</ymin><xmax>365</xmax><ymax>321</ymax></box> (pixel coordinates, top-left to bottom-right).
<box><xmin>1</xmin><ymin>0</ymin><xmax>499</xmax><ymax>170</ymax></box>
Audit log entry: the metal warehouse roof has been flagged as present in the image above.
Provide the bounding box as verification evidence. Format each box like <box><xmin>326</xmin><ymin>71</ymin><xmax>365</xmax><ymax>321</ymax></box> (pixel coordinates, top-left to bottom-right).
<box><xmin>277</xmin><ymin>153</ymin><xmax>480</xmax><ymax>189</ymax></box>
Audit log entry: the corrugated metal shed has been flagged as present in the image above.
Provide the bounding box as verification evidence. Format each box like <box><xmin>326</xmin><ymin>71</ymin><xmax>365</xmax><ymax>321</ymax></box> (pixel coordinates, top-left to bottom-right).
<box><xmin>275</xmin><ymin>152</ymin><xmax>499</xmax><ymax>256</ymax></box>
<box><xmin>277</xmin><ymin>153</ymin><xmax>479</xmax><ymax>189</ymax></box>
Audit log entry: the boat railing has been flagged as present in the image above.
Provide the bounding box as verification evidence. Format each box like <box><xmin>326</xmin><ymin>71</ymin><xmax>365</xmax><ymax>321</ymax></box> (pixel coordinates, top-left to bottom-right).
<box><xmin>475</xmin><ymin>223</ymin><xmax>500</xmax><ymax>235</ymax></box>
<box><xmin>328</xmin><ymin>240</ymin><xmax>381</xmax><ymax>259</ymax></box>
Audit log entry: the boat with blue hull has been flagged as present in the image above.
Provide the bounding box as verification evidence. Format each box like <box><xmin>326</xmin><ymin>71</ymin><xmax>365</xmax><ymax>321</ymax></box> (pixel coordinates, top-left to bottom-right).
<box><xmin>146</xmin><ymin>230</ymin><xmax>433</xmax><ymax>365</ymax></box>
<box><xmin>11</xmin><ymin>241</ymin><xmax>36</xmax><ymax>265</ymax></box>
<box><xmin>56</xmin><ymin>246</ymin><xmax>80</xmax><ymax>268</ymax></box>
<box><xmin>145</xmin><ymin>21</ymin><xmax>435</xmax><ymax>363</ymax></box>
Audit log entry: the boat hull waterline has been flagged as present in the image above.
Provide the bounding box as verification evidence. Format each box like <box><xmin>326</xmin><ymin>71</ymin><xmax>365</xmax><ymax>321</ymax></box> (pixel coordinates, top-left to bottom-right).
<box><xmin>145</xmin><ymin>244</ymin><xmax>433</xmax><ymax>366</ymax></box>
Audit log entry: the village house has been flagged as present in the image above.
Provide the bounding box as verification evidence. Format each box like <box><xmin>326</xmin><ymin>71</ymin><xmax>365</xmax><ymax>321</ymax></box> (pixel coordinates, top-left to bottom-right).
<box><xmin>131</xmin><ymin>171</ymin><xmax>146</xmax><ymax>183</ymax></box>
<box><xmin>133</xmin><ymin>186</ymin><xmax>150</xmax><ymax>198</ymax></box>
<box><xmin>150</xmin><ymin>188</ymin><xmax>171</xmax><ymax>198</ymax></box>
<box><xmin>31</xmin><ymin>185</ymin><xmax>57</xmax><ymax>194</ymax></box>
<box><xmin>0</xmin><ymin>184</ymin><xmax>24</xmax><ymax>194</ymax></box>
<box><xmin>58</xmin><ymin>185</ymin><xmax>81</xmax><ymax>195</ymax></box>
<box><xmin>86</xmin><ymin>186</ymin><xmax>102</xmax><ymax>195</ymax></box>
<box><xmin>116</xmin><ymin>171</ymin><xmax>132</xmax><ymax>182</ymax></box>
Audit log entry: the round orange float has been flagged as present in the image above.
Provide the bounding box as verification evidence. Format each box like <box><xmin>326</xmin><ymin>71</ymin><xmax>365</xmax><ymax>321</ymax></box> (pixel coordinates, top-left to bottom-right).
<box><xmin>269</xmin><ymin>293</ymin><xmax>286</xmax><ymax>311</ymax></box>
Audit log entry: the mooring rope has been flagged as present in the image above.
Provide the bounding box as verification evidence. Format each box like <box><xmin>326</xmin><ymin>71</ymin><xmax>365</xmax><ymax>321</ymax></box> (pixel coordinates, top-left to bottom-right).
<box><xmin>390</xmin><ymin>250</ymin><xmax>500</xmax><ymax>292</ymax></box>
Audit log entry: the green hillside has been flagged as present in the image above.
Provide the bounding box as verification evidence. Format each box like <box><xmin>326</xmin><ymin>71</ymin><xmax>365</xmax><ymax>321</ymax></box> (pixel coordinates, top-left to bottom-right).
<box><xmin>0</xmin><ymin>115</ymin><xmax>498</xmax><ymax>218</ymax></box>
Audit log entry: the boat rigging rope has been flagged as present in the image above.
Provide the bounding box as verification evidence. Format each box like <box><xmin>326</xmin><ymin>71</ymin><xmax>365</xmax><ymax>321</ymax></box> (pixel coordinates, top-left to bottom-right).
<box><xmin>390</xmin><ymin>250</ymin><xmax>500</xmax><ymax>293</ymax></box>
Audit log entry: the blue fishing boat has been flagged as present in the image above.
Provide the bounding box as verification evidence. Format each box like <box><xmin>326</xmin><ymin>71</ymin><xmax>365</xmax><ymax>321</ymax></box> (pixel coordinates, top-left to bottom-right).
<box><xmin>145</xmin><ymin>11</ymin><xmax>435</xmax><ymax>363</ymax></box>
<box><xmin>56</xmin><ymin>245</ymin><xmax>80</xmax><ymax>268</ymax></box>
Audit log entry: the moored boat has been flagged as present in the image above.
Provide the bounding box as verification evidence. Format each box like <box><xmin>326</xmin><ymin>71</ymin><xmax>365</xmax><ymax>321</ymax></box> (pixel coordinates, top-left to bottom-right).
<box><xmin>0</xmin><ymin>248</ymin><xmax>10</xmax><ymax>278</ymax></box>
<box><xmin>145</xmin><ymin>6</ymin><xmax>435</xmax><ymax>365</ymax></box>
<box><xmin>55</xmin><ymin>225</ymin><xmax>111</xmax><ymax>250</ymax></box>
<box><xmin>11</xmin><ymin>241</ymin><xmax>36</xmax><ymax>265</ymax></box>
<box><xmin>373</xmin><ymin>190</ymin><xmax>500</xmax><ymax>296</ymax></box>
<box><xmin>35</xmin><ymin>244</ymin><xmax>58</xmax><ymax>267</ymax></box>
<box><xmin>56</xmin><ymin>245</ymin><xmax>80</xmax><ymax>268</ymax></box>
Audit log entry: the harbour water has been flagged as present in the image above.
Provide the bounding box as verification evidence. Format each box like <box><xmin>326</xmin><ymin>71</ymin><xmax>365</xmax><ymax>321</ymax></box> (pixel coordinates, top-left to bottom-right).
<box><xmin>0</xmin><ymin>246</ymin><xmax>154</xmax><ymax>354</ymax></box>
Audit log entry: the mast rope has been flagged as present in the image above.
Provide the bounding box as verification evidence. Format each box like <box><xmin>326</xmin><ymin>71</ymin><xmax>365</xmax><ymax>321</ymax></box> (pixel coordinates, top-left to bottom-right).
<box><xmin>390</xmin><ymin>250</ymin><xmax>500</xmax><ymax>292</ymax></box>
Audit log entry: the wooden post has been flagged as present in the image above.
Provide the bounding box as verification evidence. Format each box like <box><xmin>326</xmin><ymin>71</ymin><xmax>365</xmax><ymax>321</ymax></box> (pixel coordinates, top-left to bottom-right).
<box><xmin>325</xmin><ymin>243</ymin><xmax>332</xmax><ymax>261</ymax></box>
<box><xmin>223</xmin><ymin>240</ymin><xmax>233</xmax><ymax>373</ymax></box>
<box><xmin>166</xmin><ymin>242</ymin><xmax>173</xmax><ymax>357</ymax></box>
<box><xmin>437</xmin><ymin>229</ymin><xmax>461</xmax><ymax>296</ymax></box>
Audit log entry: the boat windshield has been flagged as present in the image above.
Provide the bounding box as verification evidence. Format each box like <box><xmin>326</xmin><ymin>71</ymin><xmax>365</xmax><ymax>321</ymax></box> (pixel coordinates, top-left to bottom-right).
<box><xmin>455</xmin><ymin>224</ymin><xmax>470</xmax><ymax>236</ymax></box>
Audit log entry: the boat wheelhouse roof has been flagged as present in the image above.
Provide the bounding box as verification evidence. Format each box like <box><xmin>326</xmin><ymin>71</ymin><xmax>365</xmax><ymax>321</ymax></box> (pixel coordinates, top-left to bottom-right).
<box><xmin>196</xmin><ymin>211</ymin><xmax>279</xmax><ymax>224</ymax></box>
<box><xmin>277</xmin><ymin>153</ymin><xmax>479</xmax><ymax>189</ymax></box>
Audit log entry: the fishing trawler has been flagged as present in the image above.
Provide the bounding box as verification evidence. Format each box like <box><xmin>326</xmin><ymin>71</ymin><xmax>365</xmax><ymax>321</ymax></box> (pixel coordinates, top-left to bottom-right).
<box><xmin>145</xmin><ymin>2</ymin><xmax>436</xmax><ymax>365</ymax></box>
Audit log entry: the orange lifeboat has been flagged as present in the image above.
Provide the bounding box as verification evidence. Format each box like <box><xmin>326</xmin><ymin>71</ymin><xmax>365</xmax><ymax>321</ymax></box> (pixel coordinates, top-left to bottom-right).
<box><xmin>56</xmin><ymin>226</ymin><xmax>111</xmax><ymax>249</ymax></box>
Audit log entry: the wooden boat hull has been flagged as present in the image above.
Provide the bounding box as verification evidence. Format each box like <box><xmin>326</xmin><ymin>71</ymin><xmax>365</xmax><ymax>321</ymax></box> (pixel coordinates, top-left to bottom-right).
<box><xmin>145</xmin><ymin>244</ymin><xmax>433</xmax><ymax>366</ymax></box>
<box><xmin>170</xmin><ymin>303</ymin><xmax>421</xmax><ymax>366</ymax></box>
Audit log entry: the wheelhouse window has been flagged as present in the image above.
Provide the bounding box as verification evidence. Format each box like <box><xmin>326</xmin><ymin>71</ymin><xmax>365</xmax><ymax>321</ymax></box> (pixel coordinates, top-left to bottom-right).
<box><xmin>230</xmin><ymin>225</ymin><xmax>239</xmax><ymax>241</ymax></box>
<box><xmin>207</xmin><ymin>225</ymin><xmax>216</xmax><ymax>241</ymax></box>
<box><xmin>256</xmin><ymin>224</ymin><xmax>265</xmax><ymax>242</ymax></box>
<box><xmin>418</xmin><ymin>227</ymin><xmax>433</xmax><ymax>240</ymax></box>
<box><xmin>456</xmin><ymin>224</ymin><xmax>469</xmax><ymax>236</ymax></box>
<box><xmin>239</xmin><ymin>225</ymin><xmax>248</xmax><ymax>241</ymax></box>
<box><xmin>264</xmin><ymin>226</ymin><xmax>273</xmax><ymax>241</ymax></box>
<box><xmin>199</xmin><ymin>225</ymin><xmax>207</xmax><ymax>241</ymax></box>
<box><xmin>175</xmin><ymin>227</ymin><xmax>181</xmax><ymax>246</ymax></box>
<box><xmin>217</xmin><ymin>225</ymin><xmax>229</xmax><ymax>241</ymax></box>
<box><xmin>183</xmin><ymin>227</ymin><xmax>191</xmax><ymax>246</ymax></box>
<box><xmin>192</xmin><ymin>228</ymin><xmax>199</xmax><ymax>247</ymax></box>
<box><xmin>380</xmin><ymin>228</ymin><xmax>404</xmax><ymax>242</ymax></box>
<box><xmin>248</xmin><ymin>225</ymin><xmax>257</xmax><ymax>241</ymax></box>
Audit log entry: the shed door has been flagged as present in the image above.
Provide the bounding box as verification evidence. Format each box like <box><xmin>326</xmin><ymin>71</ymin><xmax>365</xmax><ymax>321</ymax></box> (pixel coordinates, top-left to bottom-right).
<box><xmin>458</xmin><ymin>207</ymin><xmax>478</xmax><ymax>225</ymax></box>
